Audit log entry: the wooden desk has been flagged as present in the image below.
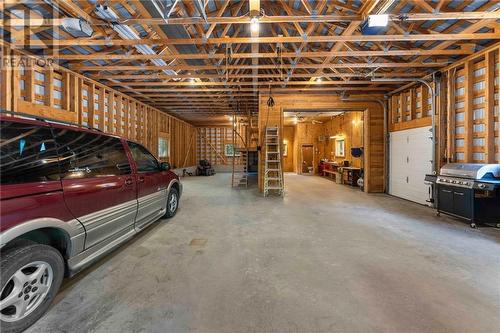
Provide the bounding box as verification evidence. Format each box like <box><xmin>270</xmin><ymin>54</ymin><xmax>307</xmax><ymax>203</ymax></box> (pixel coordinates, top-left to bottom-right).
<box><xmin>321</xmin><ymin>162</ymin><xmax>340</xmax><ymax>176</ymax></box>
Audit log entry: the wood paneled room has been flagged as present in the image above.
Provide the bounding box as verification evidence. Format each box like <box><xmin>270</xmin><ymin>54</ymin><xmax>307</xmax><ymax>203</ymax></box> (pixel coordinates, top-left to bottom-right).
<box><xmin>0</xmin><ymin>1</ymin><xmax>499</xmax><ymax>332</ymax></box>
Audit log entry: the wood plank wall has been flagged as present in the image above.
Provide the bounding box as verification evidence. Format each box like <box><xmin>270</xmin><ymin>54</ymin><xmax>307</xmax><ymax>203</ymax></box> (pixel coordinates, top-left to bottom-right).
<box><xmin>258</xmin><ymin>94</ymin><xmax>384</xmax><ymax>193</ymax></box>
<box><xmin>389</xmin><ymin>45</ymin><xmax>500</xmax><ymax>167</ymax></box>
<box><xmin>323</xmin><ymin>112</ymin><xmax>364</xmax><ymax>168</ymax></box>
<box><xmin>1</xmin><ymin>45</ymin><xmax>197</xmax><ymax>168</ymax></box>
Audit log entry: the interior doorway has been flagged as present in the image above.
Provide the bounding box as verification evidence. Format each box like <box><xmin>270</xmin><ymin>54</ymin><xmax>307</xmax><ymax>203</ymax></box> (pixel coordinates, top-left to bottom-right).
<box><xmin>301</xmin><ymin>145</ymin><xmax>314</xmax><ymax>175</ymax></box>
<box><xmin>281</xmin><ymin>110</ymin><xmax>366</xmax><ymax>190</ymax></box>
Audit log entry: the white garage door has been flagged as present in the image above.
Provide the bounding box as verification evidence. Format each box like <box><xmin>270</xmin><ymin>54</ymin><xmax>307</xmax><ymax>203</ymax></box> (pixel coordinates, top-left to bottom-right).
<box><xmin>390</xmin><ymin>126</ymin><xmax>432</xmax><ymax>205</ymax></box>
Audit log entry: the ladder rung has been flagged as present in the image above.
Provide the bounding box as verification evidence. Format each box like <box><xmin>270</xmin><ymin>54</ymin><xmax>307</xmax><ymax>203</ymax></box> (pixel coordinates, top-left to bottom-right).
<box><xmin>266</xmin><ymin>160</ymin><xmax>279</xmax><ymax>162</ymax></box>
<box><xmin>266</xmin><ymin>168</ymin><xmax>280</xmax><ymax>171</ymax></box>
<box><xmin>267</xmin><ymin>177</ymin><xmax>281</xmax><ymax>180</ymax></box>
<box><xmin>266</xmin><ymin>186</ymin><xmax>282</xmax><ymax>190</ymax></box>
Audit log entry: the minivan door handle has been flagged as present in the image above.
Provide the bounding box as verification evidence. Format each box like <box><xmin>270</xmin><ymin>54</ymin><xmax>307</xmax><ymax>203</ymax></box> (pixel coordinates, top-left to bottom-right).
<box><xmin>138</xmin><ymin>176</ymin><xmax>145</xmax><ymax>183</ymax></box>
<box><xmin>124</xmin><ymin>178</ymin><xmax>133</xmax><ymax>186</ymax></box>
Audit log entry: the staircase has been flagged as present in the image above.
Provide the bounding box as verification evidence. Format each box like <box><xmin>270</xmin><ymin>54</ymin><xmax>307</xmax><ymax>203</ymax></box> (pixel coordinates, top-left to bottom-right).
<box><xmin>264</xmin><ymin>126</ymin><xmax>284</xmax><ymax>196</ymax></box>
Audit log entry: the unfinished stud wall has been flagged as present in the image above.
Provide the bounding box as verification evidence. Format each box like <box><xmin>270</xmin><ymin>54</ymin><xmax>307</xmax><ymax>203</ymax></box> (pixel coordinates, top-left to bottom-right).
<box><xmin>446</xmin><ymin>49</ymin><xmax>499</xmax><ymax>164</ymax></box>
<box><xmin>196</xmin><ymin>121</ymin><xmax>247</xmax><ymax>168</ymax></box>
<box><xmin>388</xmin><ymin>45</ymin><xmax>500</xmax><ymax>167</ymax></box>
<box><xmin>389</xmin><ymin>84</ymin><xmax>433</xmax><ymax>131</ymax></box>
<box><xmin>1</xmin><ymin>45</ymin><xmax>197</xmax><ymax>168</ymax></box>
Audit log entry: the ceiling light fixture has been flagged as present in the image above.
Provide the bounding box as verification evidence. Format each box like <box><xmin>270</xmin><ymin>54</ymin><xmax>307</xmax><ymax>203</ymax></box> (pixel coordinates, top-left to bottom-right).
<box><xmin>250</xmin><ymin>17</ymin><xmax>260</xmax><ymax>33</ymax></box>
<box><xmin>368</xmin><ymin>14</ymin><xmax>389</xmax><ymax>27</ymax></box>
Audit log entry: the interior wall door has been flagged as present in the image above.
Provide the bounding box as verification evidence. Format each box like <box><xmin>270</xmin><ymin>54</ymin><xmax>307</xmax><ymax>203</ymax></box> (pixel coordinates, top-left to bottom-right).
<box><xmin>389</xmin><ymin>126</ymin><xmax>432</xmax><ymax>205</ymax></box>
<box><xmin>301</xmin><ymin>145</ymin><xmax>314</xmax><ymax>174</ymax></box>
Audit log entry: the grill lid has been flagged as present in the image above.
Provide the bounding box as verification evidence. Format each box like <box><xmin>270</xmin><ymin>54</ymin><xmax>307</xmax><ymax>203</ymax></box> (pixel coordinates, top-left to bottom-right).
<box><xmin>440</xmin><ymin>163</ymin><xmax>500</xmax><ymax>180</ymax></box>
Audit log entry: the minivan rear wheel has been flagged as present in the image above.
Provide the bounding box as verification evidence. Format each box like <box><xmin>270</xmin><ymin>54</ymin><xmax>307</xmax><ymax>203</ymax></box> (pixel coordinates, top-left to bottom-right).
<box><xmin>0</xmin><ymin>244</ymin><xmax>64</xmax><ymax>333</ymax></box>
<box><xmin>164</xmin><ymin>188</ymin><xmax>179</xmax><ymax>218</ymax></box>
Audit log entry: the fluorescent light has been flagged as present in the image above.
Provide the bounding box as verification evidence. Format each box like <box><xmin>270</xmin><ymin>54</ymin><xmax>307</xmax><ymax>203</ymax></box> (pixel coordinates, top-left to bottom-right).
<box><xmin>250</xmin><ymin>17</ymin><xmax>259</xmax><ymax>33</ymax></box>
<box><xmin>368</xmin><ymin>14</ymin><xmax>389</xmax><ymax>27</ymax></box>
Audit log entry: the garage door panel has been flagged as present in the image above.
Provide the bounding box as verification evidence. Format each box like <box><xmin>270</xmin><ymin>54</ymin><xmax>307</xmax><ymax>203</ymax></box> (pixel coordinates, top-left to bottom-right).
<box><xmin>390</xmin><ymin>126</ymin><xmax>432</xmax><ymax>205</ymax></box>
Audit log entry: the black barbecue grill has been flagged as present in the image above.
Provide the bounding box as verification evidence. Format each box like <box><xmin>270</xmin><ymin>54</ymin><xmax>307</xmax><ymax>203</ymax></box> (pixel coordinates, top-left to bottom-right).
<box><xmin>426</xmin><ymin>163</ymin><xmax>500</xmax><ymax>228</ymax></box>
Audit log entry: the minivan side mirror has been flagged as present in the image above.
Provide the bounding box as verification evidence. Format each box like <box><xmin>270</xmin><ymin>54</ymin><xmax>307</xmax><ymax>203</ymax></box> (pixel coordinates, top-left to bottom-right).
<box><xmin>160</xmin><ymin>162</ymin><xmax>171</xmax><ymax>171</ymax></box>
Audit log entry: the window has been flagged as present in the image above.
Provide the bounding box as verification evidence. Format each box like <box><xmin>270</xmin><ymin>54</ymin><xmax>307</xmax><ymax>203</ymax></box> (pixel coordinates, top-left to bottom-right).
<box><xmin>473</xmin><ymin>68</ymin><xmax>485</xmax><ymax>77</ymax></box>
<box><xmin>472</xmin><ymin>152</ymin><xmax>485</xmax><ymax>161</ymax></box>
<box><xmin>473</xmin><ymin>138</ymin><xmax>485</xmax><ymax>147</ymax></box>
<box><xmin>473</xmin><ymin>96</ymin><xmax>485</xmax><ymax>105</ymax></box>
<box><xmin>455</xmin><ymin>152</ymin><xmax>465</xmax><ymax>161</ymax></box>
<box><xmin>335</xmin><ymin>139</ymin><xmax>345</xmax><ymax>157</ymax></box>
<box><xmin>0</xmin><ymin>121</ymin><xmax>60</xmax><ymax>184</ymax></box>
<box><xmin>128</xmin><ymin>142</ymin><xmax>160</xmax><ymax>172</ymax></box>
<box><xmin>473</xmin><ymin>108</ymin><xmax>484</xmax><ymax>120</ymax></box>
<box><xmin>473</xmin><ymin>81</ymin><xmax>485</xmax><ymax>91</ymax></box>
<box><xmin>473</xmin><ymin>124</ymin><xmax>485</xmax><ymax>133</ymax></box>
<box><xmin>158</xmin><ymin>137</ymin><xmax>170</xmax><ymax>160</ymax></box>
<box><xmin>54</xmin><ymin>129</ymin><xmax>131</xmax><ymax>179</ymax></box>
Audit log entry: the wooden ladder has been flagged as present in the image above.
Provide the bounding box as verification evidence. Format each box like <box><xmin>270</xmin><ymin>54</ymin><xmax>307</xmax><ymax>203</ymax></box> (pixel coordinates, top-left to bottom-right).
<box><xmin>264</xmin><ymin>126</ymin><xmax>284</xmax><ymax>196</ymax></box>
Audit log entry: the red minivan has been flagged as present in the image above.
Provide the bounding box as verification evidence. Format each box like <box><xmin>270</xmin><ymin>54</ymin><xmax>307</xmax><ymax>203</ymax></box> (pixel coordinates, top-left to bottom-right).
<box><xmin>0</xmin><ymin>112</ymin><xmax>181</xmax><ymax>332</ymax></box>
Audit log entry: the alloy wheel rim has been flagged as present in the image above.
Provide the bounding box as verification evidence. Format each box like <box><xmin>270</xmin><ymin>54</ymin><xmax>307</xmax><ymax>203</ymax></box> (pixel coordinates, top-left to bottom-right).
<box><xmin>169</xmin><ymin>193</ymin><xmax>178</xmax><ymax>212</ymax></box>
<box><xmin>0</xmin><ymin>261</ymin><xmax>53</xmax><ymax>322</ymax></box>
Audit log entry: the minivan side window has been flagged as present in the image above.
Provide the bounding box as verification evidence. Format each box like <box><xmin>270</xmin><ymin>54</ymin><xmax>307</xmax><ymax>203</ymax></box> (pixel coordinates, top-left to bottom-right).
<box><xmin>0</xmin><ymin>121</ymin><xmax>60</xmax><ymax>184</ymax></box>
<box><xmin>128</xmin><ymin>142</ymin><xmax>160</xmax><ymax>173</ymax></box>
<box><xmin>53</xmin><ymin>128</ymin><xmax>131</xmax><ymax>179</ymax></box>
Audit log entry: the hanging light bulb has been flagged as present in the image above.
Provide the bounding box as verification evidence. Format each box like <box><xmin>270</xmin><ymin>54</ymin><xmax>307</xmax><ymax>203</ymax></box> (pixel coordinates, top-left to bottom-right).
<box><xmin>250</xmin><ymin>17</ymin><xmax>260</xmax><ymax>33</ymax></box>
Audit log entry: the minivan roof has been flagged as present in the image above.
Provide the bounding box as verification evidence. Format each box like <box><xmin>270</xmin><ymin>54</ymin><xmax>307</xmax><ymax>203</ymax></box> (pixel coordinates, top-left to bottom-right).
<box><xmin>0</xmin><ymin>111</ymin><xmax>124</xmax><ymax>141</ymax></box>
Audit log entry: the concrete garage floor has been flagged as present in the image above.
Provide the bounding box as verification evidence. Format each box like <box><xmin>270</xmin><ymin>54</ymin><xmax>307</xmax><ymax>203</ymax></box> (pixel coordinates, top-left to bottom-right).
<box><xmin>28</xmin><ymin>173</ymin><xmax>500</xmax><ymax>333</ymax></box>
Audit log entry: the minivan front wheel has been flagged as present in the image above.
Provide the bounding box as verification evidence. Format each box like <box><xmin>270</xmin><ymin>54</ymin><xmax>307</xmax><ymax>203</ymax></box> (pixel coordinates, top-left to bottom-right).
<box><xmin>164</xmin><ymin>187</ymin><xmax>179</xmax><ymax>218</ymax></box>
<box><xmin>0</xmin><ymin>244</ymin><xmax>64</xmax><ymax>333</ymax></box>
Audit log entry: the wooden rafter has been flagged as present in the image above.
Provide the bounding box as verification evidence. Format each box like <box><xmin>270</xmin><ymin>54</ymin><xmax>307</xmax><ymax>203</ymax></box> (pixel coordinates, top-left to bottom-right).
<box><xmin>1</xmin><ymin>0</ymin><xmax>498</xmax><ymax>122</ymax></box>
